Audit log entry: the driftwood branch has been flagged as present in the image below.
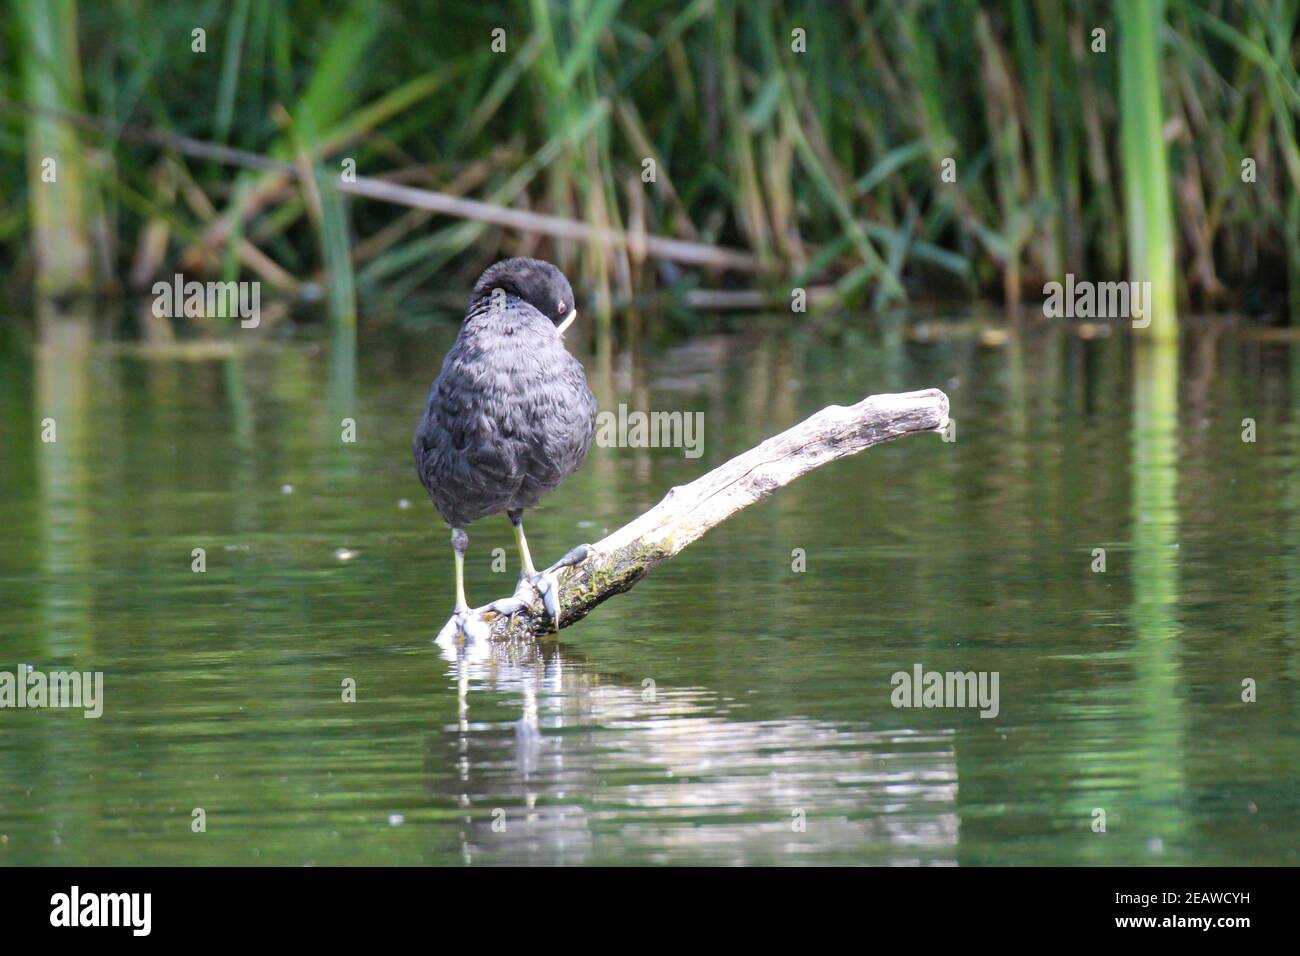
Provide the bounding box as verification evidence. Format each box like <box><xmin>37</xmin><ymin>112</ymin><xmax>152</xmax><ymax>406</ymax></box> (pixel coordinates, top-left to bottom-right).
<box><xmin>483</xmin><ymin>388</ymin><xmax>950</xmax><ymax>640</ymax></box>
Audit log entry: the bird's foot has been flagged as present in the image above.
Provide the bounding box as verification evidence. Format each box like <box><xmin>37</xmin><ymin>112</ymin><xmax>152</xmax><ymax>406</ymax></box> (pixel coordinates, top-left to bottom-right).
<box><xmin>436</xmin><ymin>606</ymin><xmax>494</xmax><ymax>644</ymax></box>
<box><xmin>515</xmin><ymin>544</ymin><xmax>593</xmax><ymax>633</ymax></box>
<box><xmin>437</xmin><ymin>545</ymin><xmax>595</xmax><ymax>641</ymax></box>
<box><xmin>513</xmin><ymin>569</ymin><xmax>562</xmax><ymax>632</ymax></box>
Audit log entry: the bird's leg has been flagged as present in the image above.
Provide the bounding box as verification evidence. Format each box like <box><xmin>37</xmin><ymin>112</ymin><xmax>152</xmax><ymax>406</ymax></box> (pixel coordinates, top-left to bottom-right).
<box><xmin>437</xmin><ymin>527</ymin><xmax>492</xmax><ymax>642</ymax></box>
<box><xmin>506</xmin><ymin>510</ymin><xmax>557</xmax><ymax>628</ymax></box>
<box><xmin>504</xmin><ymin>511</ymin><xmax>594</xmax><ymax>632</ymax></box>
<box><xmin>510</xmin><ymin>509</ymin><xmax>539</xmax><ymax>577</ymax></box>
<box><xmin>452</xmin><ymin>527</ymin><xmax>470</xmax><ymax>613</ymax></box>
<box><xmin>439</xmin><ymin>520</ymin><xmax>596</xmax><ymax>641</ymax></box>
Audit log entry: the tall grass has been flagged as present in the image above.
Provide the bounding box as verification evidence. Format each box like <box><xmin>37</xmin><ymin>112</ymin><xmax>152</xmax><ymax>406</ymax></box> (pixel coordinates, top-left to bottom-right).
<box><xmin>1119</xmin><ymin>0</ymin><xmax>1178</xmax><ymax>340</ymax></box>
<box><xmin>12</xmin><ymin>0</ymin><xmax>97</xmax><ymax>297</ymax></box>
<box><xmin>1</xmin><ymin>0</ymin><xmax>1297</xmax><ymax>328</ymax></box>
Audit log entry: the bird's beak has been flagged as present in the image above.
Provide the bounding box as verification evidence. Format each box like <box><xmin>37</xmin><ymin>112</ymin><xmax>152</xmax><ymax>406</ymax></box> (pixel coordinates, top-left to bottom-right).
<box><xmin>556</xmin><ymin>308</ymin><xmax>577</xmax><ymax>335</ymax></box>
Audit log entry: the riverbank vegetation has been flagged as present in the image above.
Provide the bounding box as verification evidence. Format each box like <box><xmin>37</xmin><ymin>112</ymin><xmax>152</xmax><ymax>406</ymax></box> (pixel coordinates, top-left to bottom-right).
<box><xmin>1</xmin><ymin>0</ymin><xmax>1297</xmax><ymax>336</ymax></box>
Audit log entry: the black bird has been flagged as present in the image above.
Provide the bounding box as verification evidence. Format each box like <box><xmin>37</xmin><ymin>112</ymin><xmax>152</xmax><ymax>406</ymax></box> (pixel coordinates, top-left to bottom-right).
<box><xmin>414</xmin><ymin>258</ymin><xmax>598</xmax><ymax>639</ymax></box>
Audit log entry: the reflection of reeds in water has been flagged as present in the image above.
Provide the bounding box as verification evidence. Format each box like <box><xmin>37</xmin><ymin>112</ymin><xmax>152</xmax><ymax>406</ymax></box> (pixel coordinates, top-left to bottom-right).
<box><xmin>1128</xmin><ymin>340</ymin><xmax>1186</xmax><ymax>848</ymax></box>
<box><xmin>34</xmin><ymin>305</ymin><xmax>94</xmax><ymax>658</ymax></box>
<box><xmin>3</xmin><ymin>1</ymin><xmax>1298</xmax><ymax>327</ymax></box>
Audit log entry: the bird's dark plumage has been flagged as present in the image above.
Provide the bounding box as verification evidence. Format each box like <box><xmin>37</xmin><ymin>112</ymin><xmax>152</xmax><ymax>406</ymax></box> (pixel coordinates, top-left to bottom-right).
<box><xmin>414</xmin><ymin>258</ymin><xmax>597</xmax><ymax>530</ymax></box>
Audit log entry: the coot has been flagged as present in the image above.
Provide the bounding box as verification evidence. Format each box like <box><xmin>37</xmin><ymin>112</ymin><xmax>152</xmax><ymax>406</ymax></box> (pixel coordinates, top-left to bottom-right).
<box><xmin>414</xmin><ymin>258</ymin><xmax>598</xmax><ymax>639</ymax></box>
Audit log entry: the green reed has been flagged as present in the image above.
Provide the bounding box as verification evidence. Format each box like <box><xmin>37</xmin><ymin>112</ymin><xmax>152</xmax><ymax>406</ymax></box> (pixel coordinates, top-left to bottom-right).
<box><xmin>1</xmin><ymin>0</ymin><xmax>1297</xmax><ymax>330</ymax></box>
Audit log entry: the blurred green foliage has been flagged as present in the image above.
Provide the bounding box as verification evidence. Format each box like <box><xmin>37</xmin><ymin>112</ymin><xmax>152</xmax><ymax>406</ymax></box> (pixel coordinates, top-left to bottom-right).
<box><xmin>1</xmin><ymin>0</ymin><xmax>1297</xmax><ymax>328</ymax></box>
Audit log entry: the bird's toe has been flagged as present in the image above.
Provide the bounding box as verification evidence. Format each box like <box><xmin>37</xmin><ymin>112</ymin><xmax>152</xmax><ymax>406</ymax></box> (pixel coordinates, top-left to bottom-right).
<box><xmin>548</xmin><ymin>544</ymin><xmax>592</xmax><ymax>572</ymax></box>
<box><xmin>514</xmin><ymin>568</ymin><xmax>562</xmax><ymax>632</ymax></box>
<box><xmin>537</xmin><ymin>570</ymin><xmax>561</xmax><ymax>630</ymax></box>
<box><xmin>436</xmin><ymin>607</ymin><xmax>494</xmax><ymax>644</ymax></box>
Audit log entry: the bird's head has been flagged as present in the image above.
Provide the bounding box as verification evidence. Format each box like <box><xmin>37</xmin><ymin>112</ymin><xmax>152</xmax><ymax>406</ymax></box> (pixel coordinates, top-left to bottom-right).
<box><xmin>471</xmin><ymin>257</ymin><xmax>577</xmax><ymax>333</ymax></box>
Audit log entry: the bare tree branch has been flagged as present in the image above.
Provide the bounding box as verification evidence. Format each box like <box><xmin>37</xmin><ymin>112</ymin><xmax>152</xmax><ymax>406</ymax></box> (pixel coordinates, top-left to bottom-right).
<box><xmin>475</xmin><ymin>388</ymin><xmax>950</xmax><ymax>641</ymax></box>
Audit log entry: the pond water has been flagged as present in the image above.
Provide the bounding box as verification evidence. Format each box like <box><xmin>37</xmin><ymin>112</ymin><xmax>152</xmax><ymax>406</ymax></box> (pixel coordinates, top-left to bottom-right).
<box><xmin>0</xmin><ymin>311</ymin><xmax>1296</xmax><ymax>865</ymax></box>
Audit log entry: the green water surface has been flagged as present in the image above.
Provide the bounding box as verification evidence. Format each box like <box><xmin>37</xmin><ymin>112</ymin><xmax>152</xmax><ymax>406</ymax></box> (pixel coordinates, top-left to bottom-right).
<box><xmin>0</xmin><ymin>313</ymin><xmax>1296</xmax><ymax>865</ymax></box>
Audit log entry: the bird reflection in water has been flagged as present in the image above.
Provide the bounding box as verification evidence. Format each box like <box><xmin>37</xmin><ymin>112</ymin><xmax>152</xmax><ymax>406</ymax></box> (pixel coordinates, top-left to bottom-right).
<box><xmin>429</xmin><ymin>631</ymin><xmax>963</xmax><ymax>866</ymax></box>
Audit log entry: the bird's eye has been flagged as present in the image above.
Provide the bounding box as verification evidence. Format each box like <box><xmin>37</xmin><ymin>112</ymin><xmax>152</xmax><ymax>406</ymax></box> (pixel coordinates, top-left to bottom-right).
<box><xmin>557</xmin><ymin>301</ymin><xmax>566</xmax><ymax>315</ymax></box>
